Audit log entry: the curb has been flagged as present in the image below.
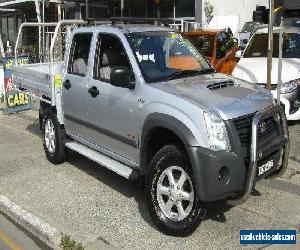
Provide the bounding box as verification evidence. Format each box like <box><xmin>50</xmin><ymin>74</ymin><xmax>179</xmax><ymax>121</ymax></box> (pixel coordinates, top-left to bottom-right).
<box><xmin>0</xmin><ymin>195</ymin><xmax>60</xmax><ymax>249</ymax></box>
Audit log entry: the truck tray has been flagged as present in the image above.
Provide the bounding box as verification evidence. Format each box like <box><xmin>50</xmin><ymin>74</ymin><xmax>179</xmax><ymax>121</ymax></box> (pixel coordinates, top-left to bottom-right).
<box><xmin>12</xmin><ymin>62</ymin><xmax>62</xmax><ymax>100</ymax></box>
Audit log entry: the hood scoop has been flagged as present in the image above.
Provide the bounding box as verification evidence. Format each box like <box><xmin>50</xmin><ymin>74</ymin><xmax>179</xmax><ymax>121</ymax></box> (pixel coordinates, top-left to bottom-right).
<box><xmin>207</xmin><ymin>80</ymin><xmax>235</xmax><ymax>91</ymax></box>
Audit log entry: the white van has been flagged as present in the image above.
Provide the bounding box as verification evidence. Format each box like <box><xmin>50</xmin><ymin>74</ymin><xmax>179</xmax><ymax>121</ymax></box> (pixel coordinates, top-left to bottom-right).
<box><xmin>232</xmin><ymin>27</ymin><xmax>300</xmax><ymax>121</ymax></box>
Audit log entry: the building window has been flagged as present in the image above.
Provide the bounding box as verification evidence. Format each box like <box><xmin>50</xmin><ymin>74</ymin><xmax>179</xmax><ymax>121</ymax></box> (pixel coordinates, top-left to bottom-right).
<box><xmin>1</xmin><ymin>18</ymin><xmax>8</xmax><ymax>43</ymax></box>
<box><xmin>8</xmin><ymin>17</ymin><xmax>15</xmax><ymax>44</ymax></box>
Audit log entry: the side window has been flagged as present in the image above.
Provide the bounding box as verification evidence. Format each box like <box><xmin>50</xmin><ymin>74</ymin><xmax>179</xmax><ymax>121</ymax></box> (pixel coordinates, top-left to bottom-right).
<box><xmin>68</xmin><ymin>33</ymin><xmax>93</xmax><ymax>76</ymax></box>
<box><xmin>93</xmin><ymin>33</ymin><xmax>133</xmax><ymax>83</ymax></box>
<box><xmin>216</xmin><ymin>32</ymin><xmax>234</xmax><ymax>58</ymax></box>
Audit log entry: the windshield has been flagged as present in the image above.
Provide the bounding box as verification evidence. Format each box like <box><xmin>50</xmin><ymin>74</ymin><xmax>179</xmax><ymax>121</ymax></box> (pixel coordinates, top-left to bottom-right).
<box><xmin>186</xmin><ymin>34</ymin><xmax>215</xmax><ymax>57</ymax></box>
<box><xmin>244</xmin><ymin>32</ymin><xmax>300</xmax><ymax>58</ymax></box>
<box><xmin>283</xmin><ymin>20</ymin><xmax>300</xmax><ymax>28</ymax></box>
<box><xmin>126</xmin><ymin>31</ymin><xmax>212</xmax><ymax>83</ymax></box>
<box><xmin>241</xmin><ymin>22</ymin><xmax>256</xmax><ymax>33</ymax></box>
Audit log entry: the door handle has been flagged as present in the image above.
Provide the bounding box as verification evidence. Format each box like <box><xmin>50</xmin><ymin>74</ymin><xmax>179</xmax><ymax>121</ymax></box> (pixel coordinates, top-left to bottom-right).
<box><xmin>63</xmin><ymin>79</ymin><xmax>71</xmax><ymax>90</ymax></box>
<box><xmin>88</xmin><ymin>86</ymin><xmax>100</xmax><ymax>98</ymax></box>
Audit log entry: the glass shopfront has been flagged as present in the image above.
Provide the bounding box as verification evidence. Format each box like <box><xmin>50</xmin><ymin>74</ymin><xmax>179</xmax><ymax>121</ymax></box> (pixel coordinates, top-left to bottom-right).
<box><xmin>0</xmin><ymin>15</ymin><xmax>22</xmax><ymax>49</ymax></box>
<box><xmin>66</xmin><ymin>0</ymin><xmax>195</xmax><ymax>19</ymax></box>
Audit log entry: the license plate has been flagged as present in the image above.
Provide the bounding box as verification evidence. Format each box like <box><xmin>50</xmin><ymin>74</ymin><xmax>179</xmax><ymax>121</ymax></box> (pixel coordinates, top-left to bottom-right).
<box><xmin>258</xmin><ymin>160</ymin><xmax>274</xmax><ymax>177</ymax></box>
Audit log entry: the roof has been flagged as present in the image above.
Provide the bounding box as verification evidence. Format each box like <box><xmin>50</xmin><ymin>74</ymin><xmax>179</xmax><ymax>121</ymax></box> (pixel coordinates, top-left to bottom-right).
<box><xmin>255</xmin><ymin>26</ymin><xmax>300</xmax><ymax>34</ymax></box>
<box><xmin>117</xmin><ymin>24</ymin><xmax>175</xmax><ymax>33</ymax></box>
<box><xmin>75</xmin><ymin>24</ymin><xmax>175</xmax><ymax>34</ymax></box>
<box><xmin>184</xmin><ymin>29</ymin><xmax>219</xmax><ymax>36</ymax></box>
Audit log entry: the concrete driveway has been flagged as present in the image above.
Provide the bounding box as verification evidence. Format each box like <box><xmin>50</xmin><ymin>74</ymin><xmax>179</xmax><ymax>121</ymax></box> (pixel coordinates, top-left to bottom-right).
<box><xmin>0</xmin><ymin>109</ymin><xmax>299</xmax><ymax>249</ymax></box>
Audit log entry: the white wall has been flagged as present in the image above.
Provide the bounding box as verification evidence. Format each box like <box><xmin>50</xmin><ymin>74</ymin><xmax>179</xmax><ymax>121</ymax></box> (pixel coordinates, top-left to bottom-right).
<box><xmin>208</xmin><ymin>0</ymin><xmax>269</xmax><ymax>30</ymax></box>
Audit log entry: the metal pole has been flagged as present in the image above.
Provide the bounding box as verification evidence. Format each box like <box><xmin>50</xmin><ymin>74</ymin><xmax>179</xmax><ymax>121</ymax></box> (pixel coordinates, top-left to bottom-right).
<box><xmin>195</xmin><ymin>0</ymin><xmax>202</xmax><ymax>27</ymax></box>
<box><xmin>0</xmin><ymin>33</ymin><xmax>4</xmax><ymax>58</ymax></box>
<box><xmin>277</xmin><ymin>16</ymin><xmax>283</xmax><ymax>105</ymax></box>
<box><xmin>42</xmin><ymin>0</ymin><xmax>45</xmax><ymax>62</ymax></box>
<box><xmin>85</xmin><ymin>0</ymin><xmax>89</xmax><ymax>19</ymax></box>
<box><xmin>121</xmin><ymin>0</ymin><xmax>124</xmax><ymax>17</ymax></box>
<box><xmin>267</xmin><ymin>0</ymin><xmax>274</xmax><ymax>90</ymax></box>
<box><xmin>34</xmin><ymin>0</ymin><xmax>42</xmax><ymax>61</ymax></box>
<box><xmin>173</xmin><ymin>0</ymin><xmax>176</xmax><ymax>20</ymax></box>
<box><xmin>57</xmin><ymin>0</ymin><xmax>62</xmax><ymax>21</ymax></box>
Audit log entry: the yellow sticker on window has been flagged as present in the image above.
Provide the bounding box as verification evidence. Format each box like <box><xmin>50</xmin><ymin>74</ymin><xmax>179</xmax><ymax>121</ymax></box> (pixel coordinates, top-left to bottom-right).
<box><xmin>169</xmin><ymin>33</ymin><xmax>179</xmax><ymax>40</ymax></box>
<box><xmin>54</xmin><ymin>74</ymin><xmax>62</xmax><ymax>88</ymax></box>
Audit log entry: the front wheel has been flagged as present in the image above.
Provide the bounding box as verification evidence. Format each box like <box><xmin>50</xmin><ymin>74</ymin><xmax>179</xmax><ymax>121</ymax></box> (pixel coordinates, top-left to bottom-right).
<box><xmin>146</xmin><ymin>145</ymin><xmax>205</xmax><ymax>236</ymax></box>
<box><xmin>42</xmin><ymin>110</ymin><xmax>66</xmax><ymax>164</ymax></box>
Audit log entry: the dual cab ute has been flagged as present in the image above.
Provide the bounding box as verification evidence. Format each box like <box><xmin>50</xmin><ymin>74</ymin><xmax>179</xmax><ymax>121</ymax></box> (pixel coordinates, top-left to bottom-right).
<box><xmin>12</xmin><ymin>20</ymin><xmax>289</xmax><ymax>236</ymax></box>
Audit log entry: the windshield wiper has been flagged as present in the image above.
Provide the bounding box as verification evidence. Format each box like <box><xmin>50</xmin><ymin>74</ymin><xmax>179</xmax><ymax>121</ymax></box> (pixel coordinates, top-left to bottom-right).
<box><xmin>197</xmin><ymin>68</ymin><xmax>215</xmax><ymax>75</ymax></box>
<box><xmin>167</xmin><ymin>68</ymin><xmax>215</xmax><ymax>80</ymax></box>
<box><xmin>167</xmin><ymin>70</ymin><xmax>201</xmax><ymax>80</ymax></box>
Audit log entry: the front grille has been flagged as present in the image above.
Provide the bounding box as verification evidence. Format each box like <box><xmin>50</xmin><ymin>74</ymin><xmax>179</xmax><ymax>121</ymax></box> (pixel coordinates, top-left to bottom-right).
<box><xmin>233</xmin><ymin>113</ymin><xmax>279</xmax><ymax>148</ymax></box>
<box><xmin>207</xmin><ymin>81</ymin><xmax>234</xmax><ymax>90</ymax></box>
<box><xmin>232</xmin><ymin>113</ymin><xmax>254</xmax><ymax>147</ymax></box>
<box><xmin>290</xmin><ymin>105</ymin><xmax>300</xmax><ymax>115</ymax></box>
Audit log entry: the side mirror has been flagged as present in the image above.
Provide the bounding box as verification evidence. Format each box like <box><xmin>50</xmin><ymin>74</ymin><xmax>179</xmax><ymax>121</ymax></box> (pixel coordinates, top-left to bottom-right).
<box><xmin>235</xmin><ymin>50</ymin><xmax>242</xmax><ymax>59</ymax></box>
<box><xmin>110</xmin><ymin>66</ymin><xmax>135</xmax><ymax>89</ymax></box>
<box><xmin>243</xmin><ymin>39</ymin><xmax>249</xmax><ymax>45</ymax></box>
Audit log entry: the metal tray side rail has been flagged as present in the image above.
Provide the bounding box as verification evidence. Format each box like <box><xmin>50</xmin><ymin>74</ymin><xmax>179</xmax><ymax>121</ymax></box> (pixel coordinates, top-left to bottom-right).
<box><xmin>49</xmin><ymin>19</ymin><xmax>87</xmax><ymax>108</ymax></box>
<box><xmin>13</xmin><ymin>20</ymin><xmax>87</xmax><ymax>108</ymax></box>
<box><xmin>228</xmin><ymin>105</ymin><xmax>290</xmax><ymax>206</ymax></box>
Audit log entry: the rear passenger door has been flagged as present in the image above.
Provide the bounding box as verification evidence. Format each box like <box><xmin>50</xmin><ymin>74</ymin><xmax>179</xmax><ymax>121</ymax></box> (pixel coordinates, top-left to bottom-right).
<box><xmin>85</xmin><ymin>33</ymin><xmax>139</xmax><ymax>164</ymax></box>
<box><xmin>62</xmin><ymin>32</ymin><xmax>93</xmax><ymax>139</ymax></box>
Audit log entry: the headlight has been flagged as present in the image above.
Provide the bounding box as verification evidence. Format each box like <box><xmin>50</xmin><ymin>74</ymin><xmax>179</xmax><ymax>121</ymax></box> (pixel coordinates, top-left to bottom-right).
<box><xmin>280</xmin><ymin>79</ymin><xmax>299</xmax><ymax>94</ymax></box>
<box><xmin>203</xmin><ymin>111</ymin><xmax>231</xmax><ymax>151</ymax></box>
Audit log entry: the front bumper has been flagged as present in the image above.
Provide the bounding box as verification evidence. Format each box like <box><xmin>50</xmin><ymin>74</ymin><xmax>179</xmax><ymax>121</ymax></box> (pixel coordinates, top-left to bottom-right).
<box><xmin>187</xmin><ymin>105</ymin><xmax>289</xmax><ymax>203</ymax></box>
<box><xmin>187</xmin><ymin>147</ymin><xmax>246</xmax><ymax>201</ymax></box>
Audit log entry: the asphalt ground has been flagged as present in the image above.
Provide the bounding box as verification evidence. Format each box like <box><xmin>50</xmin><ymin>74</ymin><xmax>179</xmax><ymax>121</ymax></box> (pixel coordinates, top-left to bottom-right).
<box><xmin>0</xmin><ymin>108</ymin><xmax>299</xmax><ymax>249</ymax></box>
<box><xmin>288</xmin><ymin>120</ymin><xmax>300</xmax><ymax>162</ymax></box>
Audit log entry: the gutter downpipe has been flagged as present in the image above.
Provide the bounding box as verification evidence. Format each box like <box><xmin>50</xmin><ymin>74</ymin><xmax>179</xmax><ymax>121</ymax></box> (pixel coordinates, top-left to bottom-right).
<box><xmin>34</xmin><ymin>0</ymin><xmax>42</xmax><ymax>61</ymax></box>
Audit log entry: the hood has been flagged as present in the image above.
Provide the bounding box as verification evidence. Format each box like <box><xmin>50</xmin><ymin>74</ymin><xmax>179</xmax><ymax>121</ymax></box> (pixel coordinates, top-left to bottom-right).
<box><xmin>232</xmin><ymin>57</ymin><xmax>300</xmax><ymax>84</ymax></box>
<box><xmin>151</xmin><ymin>73</ymin><xmax>273</xmax><ymax>120</ymax></box>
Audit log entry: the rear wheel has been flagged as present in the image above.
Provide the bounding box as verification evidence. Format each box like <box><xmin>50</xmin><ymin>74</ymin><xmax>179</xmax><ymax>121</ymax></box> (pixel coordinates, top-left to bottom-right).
<box><xmin>146</xmin><ymin>144</ymin><xmax>205</xmax><ymax>236</ymax></box>
<box><xmin>43</xmin><ymin>110</ymin><xmax>66</xmax><ymax>164</ymax></box>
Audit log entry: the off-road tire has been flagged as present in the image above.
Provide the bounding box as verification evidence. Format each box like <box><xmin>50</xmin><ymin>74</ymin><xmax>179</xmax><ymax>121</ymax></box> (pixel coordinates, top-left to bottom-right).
<box><xmin>42</xmin><ymin>109</ymin><xmax>66</xmax><ymax>164</ymax></box>
<box><xmin>145</xmin><ymin>144</ymin><xmax>205</xmax><ymax>236</ymax></box>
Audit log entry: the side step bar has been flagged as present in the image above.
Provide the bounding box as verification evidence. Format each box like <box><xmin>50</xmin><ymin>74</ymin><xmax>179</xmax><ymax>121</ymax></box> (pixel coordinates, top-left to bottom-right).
<box><xmin>65</xmin><ymin>141</ymin><xmax>138</xmax><ymax>181</ymax></box>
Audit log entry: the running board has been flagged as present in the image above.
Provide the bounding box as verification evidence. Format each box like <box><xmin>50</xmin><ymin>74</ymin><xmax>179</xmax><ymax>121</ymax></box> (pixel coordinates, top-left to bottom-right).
<box><xmin>65</xmin><ymin>141</ymin><xmax>138</xmax><ymax>181</ymax></box>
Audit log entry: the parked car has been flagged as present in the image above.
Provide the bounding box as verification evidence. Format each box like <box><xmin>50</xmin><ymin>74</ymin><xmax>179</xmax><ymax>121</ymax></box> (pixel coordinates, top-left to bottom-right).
<box><xmin>239</xmin><ymin>21</ymin><xmax>262</xmax><ymax>50</ymax></box>
<box><xmin>184</xmin><ymin>29</ymin><xmax>239</xmax><ymax>74</ymax></box>
<box><xmin>232</xmin><ymin>27</ymin><xmax>300</xmax><ymax>121</ymax></box>
<box><xmin>283</xmin><ymin>18</ymin><xmax>300</xmax><ymax>28</ymax></box>
<box><xmin>13</xmin><ymin>20</ymin><xmax>289</xmax><ymax>236</ymax></box>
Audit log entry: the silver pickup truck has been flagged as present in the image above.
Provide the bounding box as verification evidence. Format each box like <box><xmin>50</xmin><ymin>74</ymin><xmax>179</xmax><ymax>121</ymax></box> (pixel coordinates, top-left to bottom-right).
<box><xmin>12</xmin><ymin>20</ymin><xmax>289</xmax><ymax>236</ymax></box>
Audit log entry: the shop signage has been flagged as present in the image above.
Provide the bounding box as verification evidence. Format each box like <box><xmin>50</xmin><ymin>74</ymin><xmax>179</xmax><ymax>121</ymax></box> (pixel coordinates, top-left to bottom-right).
<box><xmin>3</xmin><ymin>56</ymin><xmax>31</xmax><ymax>113</ymax></box>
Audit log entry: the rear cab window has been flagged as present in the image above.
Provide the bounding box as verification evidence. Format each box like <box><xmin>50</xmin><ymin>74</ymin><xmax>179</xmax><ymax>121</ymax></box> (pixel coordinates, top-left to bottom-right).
<box><xmin>187</xmin><ymin>34</ymin><xmax>215</xmax><ymax>57</ymax></box>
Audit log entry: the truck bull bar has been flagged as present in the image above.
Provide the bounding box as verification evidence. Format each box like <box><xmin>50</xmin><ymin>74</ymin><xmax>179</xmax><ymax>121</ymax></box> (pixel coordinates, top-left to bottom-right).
<box><xmin>228</xmin><ymin>104</ymin><xmax>290</xmax><ymax>206</ymax></box>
